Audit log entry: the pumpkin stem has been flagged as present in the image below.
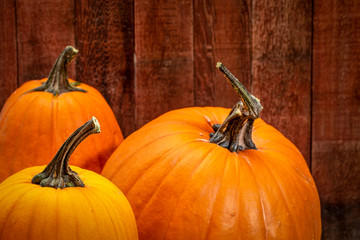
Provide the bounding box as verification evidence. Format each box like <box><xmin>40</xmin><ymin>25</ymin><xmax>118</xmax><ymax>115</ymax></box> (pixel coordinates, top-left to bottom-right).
<box><xmin>209</xmin><ymin>62</ymin><xmax>263</xmax><ymax>151</ymax></box>
<box><xmin>31</xmin><ymin>117</ymin><xmax>101</xmax><ymax>189</ymax></box>
<box><xmin>29</xmin><ymin>46</ymin><xmax>86</xmax><ymax>96</ymax></box>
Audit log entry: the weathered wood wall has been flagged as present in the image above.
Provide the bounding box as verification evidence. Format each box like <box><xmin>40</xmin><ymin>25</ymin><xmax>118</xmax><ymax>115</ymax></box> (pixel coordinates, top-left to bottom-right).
<box><xmin>0</xmin><ymin>0</ymin><xmax>359</xmax><ymax>239</ymax></box>
<box><xmin>312</xmin><ymin>1</ymin><xmax>360</xmax><ymax>239</ymax></box>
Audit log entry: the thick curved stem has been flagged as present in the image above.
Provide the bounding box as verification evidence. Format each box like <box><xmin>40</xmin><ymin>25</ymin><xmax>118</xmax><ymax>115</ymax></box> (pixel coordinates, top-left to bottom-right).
<box><xmin>209</xmin><ymin>63</ymin><xmax>263</xmax><ymax>151</ymax></box>
<box><xmin>29</xmin><ymin>46</ymin><xmax>86</xmax><ymax>96</ymax></box>
<box><xmin>32</xmin><ymin>117</ymin><xmax>101</xmax><ymax>189</ymax></box>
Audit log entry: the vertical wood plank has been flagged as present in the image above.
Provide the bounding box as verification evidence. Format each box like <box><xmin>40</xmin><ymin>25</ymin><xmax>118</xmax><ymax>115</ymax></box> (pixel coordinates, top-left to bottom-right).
<box><xmin>194</xmin><ymin>0</ymin><xmax>251</xmax><ymax>107</ymax></box>
<box><xmin>16</xmin><ymin>0</ymin><xmax>75</xmax><ymax>83</ymax></box>
<box><xmin>135</xmin><ymin>0</ymin><xmax>194</xmax><ymax>128</ymax></box>
<box><xmin>251</xmin><ymin>0</ymin><xmax>312</xmax><ymax>164</ymax></box>
<box><xmin>0</xmin><ymin>0</ymin><xmax>18</xmax><ymax>109</ymax></box>
<box><xmin>75</xmin><ymin>0</ymin><xmax>135</xmax><ymax>137</ymax></box>
<box><xmin>312</xmin><ymin>1</ymin><xmax>360</xmax><ymax>239</ymax></box>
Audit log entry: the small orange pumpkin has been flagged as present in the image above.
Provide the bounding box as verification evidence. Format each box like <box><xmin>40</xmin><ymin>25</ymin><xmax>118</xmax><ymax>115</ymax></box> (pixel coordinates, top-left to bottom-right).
<box><xmin>102</xmin><ymin>63</ymin><xmax>321</xmax><ymax>239</ymax></box>
<box><xmin>0</xmin><ymin>117</ymin><xmax>138</xmax><ymax>240</ymax></box>
<box><xmin>0</xmin><ymin>46</ymin><xmax>123</xmax><ymax>182</ymax></box>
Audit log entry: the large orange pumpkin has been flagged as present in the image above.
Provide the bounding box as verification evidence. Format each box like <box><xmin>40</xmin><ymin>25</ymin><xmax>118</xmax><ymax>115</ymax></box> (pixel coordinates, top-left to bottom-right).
<box><xmin>0</xmin><ymin>46</ymin><xmax>123</xmax><ymax>182</ymax></box>
<box><xmin>0</xmin><ymin>117</ymin><xmax>138</xmax><ymax>240</ymax></box>
<box><xmin>102</xmin><ymin>63</ymin><xmax>321</xmax><ymax>239</ymax></box>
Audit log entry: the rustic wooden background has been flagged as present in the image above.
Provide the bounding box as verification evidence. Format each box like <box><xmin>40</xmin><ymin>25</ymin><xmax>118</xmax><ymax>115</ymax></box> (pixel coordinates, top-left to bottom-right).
<box><xmin>0</xmin><ymin>0</ymin><xmax>359</xmax><ymax>239</ymax></box>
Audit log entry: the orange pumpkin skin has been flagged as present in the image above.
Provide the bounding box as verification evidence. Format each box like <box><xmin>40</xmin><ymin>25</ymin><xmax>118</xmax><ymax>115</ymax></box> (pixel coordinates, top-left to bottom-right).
<box><xmin>0</xmin><ymin>165</ymin><xmax>138</xmax><ymax>240</ymax></box>
<box><xmin>0</xmin><ymin>78</ymin><xmax>123</xmax><ymax>182</ymax></box>
<box><xmin>102</xmin><ymin>107</ymin><xmax>321</xmax><ymax>240</ymax></box>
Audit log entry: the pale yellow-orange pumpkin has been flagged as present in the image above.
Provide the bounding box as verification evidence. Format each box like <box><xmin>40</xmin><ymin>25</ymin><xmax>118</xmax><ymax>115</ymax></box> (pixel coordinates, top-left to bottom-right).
<box><xmin>0</xmin><ymin>117</ymin><xmax>138</xmax><ymax>240</ymax></box>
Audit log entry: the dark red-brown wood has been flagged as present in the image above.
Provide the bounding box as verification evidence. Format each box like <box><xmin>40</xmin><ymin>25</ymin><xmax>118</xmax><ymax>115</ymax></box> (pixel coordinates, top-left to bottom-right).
<box><xmin>251</xmin><ymin>0</ymin><xmax>312</xmax><ymax>164</ymax></box>
<box><xmin>312</xmin><ymin>0</ymin><xmax>360</xmax><ymax>239</ymax></box>
<box><xmin>0</xmin><ymin>1</ymin><xmax>359</xmax><ymax>239</ymax></box>
<box><xmin>0</xmin><ymin>0</ymin><xmax>17</xmax><ymax>107</ymax></box>
<box><xmin>75</xmin><ymin>0</ymin><xmax>135</xmax><ymax>137</ymax></box>
<box><xmin>16</xmin><ymin>0</ymin><xmax>75</xmax><ymax>83</ymax></box>
<box><xmin>193</xmin><ymin>0</ymin><xmax>251</xmax><ymax>107</ymax></box>
<box><xmin>134</xmin><ymin>0</ymin><xmax>194</xmax><ymax>128</ymax></box>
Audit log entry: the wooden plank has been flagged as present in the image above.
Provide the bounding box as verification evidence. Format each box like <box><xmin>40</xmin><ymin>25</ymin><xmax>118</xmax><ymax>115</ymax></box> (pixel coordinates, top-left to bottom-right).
<box><xmin>16</xmin><ymin>0</ymin><xmax>75</xmax><ymax>83</ymax></box>
<box><xmin>193</xmin><ymin>0</ymin><xmax>251</xmax><ymax>107</ymax></box>
<box><xmin>251</xmin><ymin>0</ymin><xmax>312</xmax><ymax>164</ymax></box>
<box><xmin>312</xmin><ymin>0</ymin><xmax>360</xmax><ymax>239</ymax></box>
<box><xmin>0</xmin><ymin>0</ymin><xmax>18</xmax><ymax>109</ymax></box>
<box><xmin>134</xmin><ymin>0</ymin><xmax>194</xmax><ymax>128</ymax></box>
<box><xmin>75</xmin><ymin>0</ymin><xmax>135</xmax><ymax>137</ymax></box>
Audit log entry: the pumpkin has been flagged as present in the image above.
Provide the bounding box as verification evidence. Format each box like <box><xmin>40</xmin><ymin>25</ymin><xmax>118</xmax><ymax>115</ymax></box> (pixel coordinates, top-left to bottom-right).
<box><xmin>0</xmin><ymin>46</ymin><xmax>123</xmax><ymax>182</ymax></box>
<box><xmin>102</xmin><ymin>63</ymin><xmax>321</xmax><ymax>240</ymax></box>
<box><xmin>0</xmin><ymin>117</ymin><xmax>138</xmax><ymax>240</ymax></box>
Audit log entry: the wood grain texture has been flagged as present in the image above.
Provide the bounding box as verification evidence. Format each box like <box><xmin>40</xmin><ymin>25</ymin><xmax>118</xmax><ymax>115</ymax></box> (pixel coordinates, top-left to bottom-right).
<box><xmin>251</xmin><ymin>0</ymin><xmax>312</xmax><ymax>164</ymax></box>
<box><xmin>312</xmin><ymin>0</ymin><xmax>360</xmax><ymax>239</ymax></box>
<box><xmin>16</xmin><ymin>0</ymin><xmax>75</xmax><ymax>84</ymax></box>
<box><xmin>75</xmin><ymin>0</ymin><xmax>135</xmax><ymax>137</ymax></box>
<box><xmin>134</xmin><ymin>0</ymin><xmax>194</xmax><ymax>128</ymax></box>
<box><xmin>0</xmin><ymin>1</ymin><xmax>359</xmax><ymax>238</ymax></box>
<box><xmin>0</xmin><ymin>0</ymin><xmax>18</xmax><ymax>108</ymax></box>
<box><xmin>193</xmin><ymin>0</ymin><xmax>251</xmax><ymax>107</ymax></box>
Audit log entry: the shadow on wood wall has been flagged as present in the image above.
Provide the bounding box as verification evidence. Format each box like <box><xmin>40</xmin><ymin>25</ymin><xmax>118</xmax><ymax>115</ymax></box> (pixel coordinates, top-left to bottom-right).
<box><xmin>0</xmin><ymin>0</ymin><xmax>359</xmax><ymax>239</ymax></box>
